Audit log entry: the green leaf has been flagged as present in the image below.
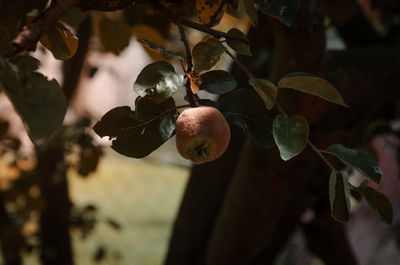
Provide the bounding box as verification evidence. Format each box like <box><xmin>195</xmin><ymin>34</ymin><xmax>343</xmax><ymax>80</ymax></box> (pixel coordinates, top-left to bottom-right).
<box><xmin>219</xmin><ymin>89</ymin><xmax>275</xmax><ymax>149</ymax></box>
<box><xmin>200</xmin><ymin>70</ymin><xmax>237</xmax><ymax>94</ymax></box>
<box><xmin>358</xmin><ymin>185</ymin><xmax>393</xmax><ymax>224</ymax></box>
<box><xmin>243</xmin><ymin>0</ymin><xmax>258</xmax><ymax>26</ymax></box>
<box><xmin>198</xmin><ymin>99</ymin><xmax>219</xmax><ymax>108</ymax></box>
<box><xmin>193</xmin><ymin>38</ymin><xmax>224</xmax><ymax>72</ymax></box>
<box><xmin>278</xmin><ymin>72</ymin><xmax>349</xmax><ymax>107</ymax></box>
<box><xmin>226</xmin><ymin>28</ymin><xmax>251</xmax><ymax>56</ymax></box>
<box><xmin>40</xmin><ymin>22</ymin><xmax>79</xmax><ymax>60</ymax></box>
<box><xmin>0</xmin><ymin>56</ymin><xmax>67</xmax><ymax>142</ymax></box>
<box><xmin>329</xmin><ymin>171</ymin><xmax>351</xmax><ymax>223</ymax></box>
<box><xmin>324</xmin><ymin>144</ymin><xmax>382</xmax><ymax>184</ymax></box>
<box><xmin>252</xmin><ymin>0</ymin><xmax>299</xmax><ymax>26</ymax></box>
<box><xmin>138</xmin><ymin>38</ymin><xmax>184</xmax><ymax>60</ymax></box>
<box><xmin>249</xmin><ymin>78</ymin><xmax>278</xmax><ymax>110</ymax></box>
<box><xmin>133</xmin><ymin>61</ymin><xmax>184</xmax><ymax>104</ymax></box>
<box><xmin>9</xmin><ymin>55</ymin><xmax>40</xmax><ymax>73</ymax></box>
<box><xmin>272</xmin><ymin>114</ymin><xmax>309</xmax><ymax>161</ymax></box>
<box><xmin>93</xmin><ymin>97</ymin><xmax>177</xmax><ymax>158</ymax></box>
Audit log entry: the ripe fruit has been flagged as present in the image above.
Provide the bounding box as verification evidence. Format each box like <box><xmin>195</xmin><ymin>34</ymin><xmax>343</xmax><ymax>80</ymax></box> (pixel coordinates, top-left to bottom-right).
<box><xmin>175</xmin><ymin>107</ymin><xmax>230</xmax><ymax>164</ymax></box>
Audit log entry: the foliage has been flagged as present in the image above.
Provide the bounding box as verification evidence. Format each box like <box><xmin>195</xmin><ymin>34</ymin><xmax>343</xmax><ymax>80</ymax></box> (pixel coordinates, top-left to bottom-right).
<box><xmin>0</xmin><ymin>4</ymin><xmax>396</xmax><ymax>265</ymax></box>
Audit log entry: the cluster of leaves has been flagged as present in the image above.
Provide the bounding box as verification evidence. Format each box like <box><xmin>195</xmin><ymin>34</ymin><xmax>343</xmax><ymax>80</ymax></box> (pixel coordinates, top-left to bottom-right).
<box><xmin>94</xmin><ymin>0</ymin><xmax>394</xmax><ymax>225</ymax></box>
<box><xmin>0</xmin><ymin>0</ymin><xmax>394</xmax><ymax>231</ymax></box>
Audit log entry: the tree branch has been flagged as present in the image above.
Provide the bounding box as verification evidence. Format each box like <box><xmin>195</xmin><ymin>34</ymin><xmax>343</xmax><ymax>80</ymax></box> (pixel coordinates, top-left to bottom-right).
<box><xmin>5</xmin><ymin>0</ymin><xmax>80</xmax><ymax>58</ymax></box>
<box><xmin>176</xmin><ymin>21</ymin><xmax>197</xmax><ymax>107</ymax></box>
<box><xmin>181</xmin><ymin>18</ymin><xmax>249</xmax><ymax>44</ymax></box>
<box><xmin>151</xmin><ymin>1</ymin><xmax>249</xmax><ymax>44</ymax></box>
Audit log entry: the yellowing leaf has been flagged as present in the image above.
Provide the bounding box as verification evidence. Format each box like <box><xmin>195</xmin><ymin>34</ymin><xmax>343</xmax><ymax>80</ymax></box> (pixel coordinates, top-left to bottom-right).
<box><xmin>196</xmin><ymin>0</ymin><xmax>225</xmax><ymax>26</ymax></box>
<box><xmin>186</xmin><ymin>71</ymin><xmax>202</xmax><ymax>94</ymax></box>
<box><xmin>249</xmin><ymin>78</ymin><xmax>278</xmax><ymax>110</ymax></box>
<box><xmin>278</xmin><ymin>72</ymin><xmax>349</xmax><ymax>107</ymax></box>
<box><xmin>40</xmin><ymin>23</ymin><xmax>78</xmax><ymax>60</ymax></box>
<box><xmin>138</xmin><ymin>38</ymin><xmax>183</xmax><ymax>60</ymax></box>
<box><xmin>132</xmin><ymin>24</ymin><xmax>166</xmax><ymax>61</ymax></box>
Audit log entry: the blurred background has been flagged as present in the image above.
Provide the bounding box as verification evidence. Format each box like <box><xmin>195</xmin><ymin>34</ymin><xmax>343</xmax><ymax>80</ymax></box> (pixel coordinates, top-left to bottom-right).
<box><xmin>1</xmin><ymin>0</ymin><xmax>400</xmax><ymax>265</ymax></box>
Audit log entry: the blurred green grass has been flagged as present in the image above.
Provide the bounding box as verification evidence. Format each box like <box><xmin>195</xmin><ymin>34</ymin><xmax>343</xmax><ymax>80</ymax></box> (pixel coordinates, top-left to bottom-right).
<box><xmin>68</xmin><ymin>151</ymin><xmax>189</xmax><ymax>265</ymax></box>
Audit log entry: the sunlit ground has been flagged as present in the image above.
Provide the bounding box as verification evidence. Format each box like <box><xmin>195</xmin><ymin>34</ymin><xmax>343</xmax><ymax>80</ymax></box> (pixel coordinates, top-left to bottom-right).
<box><xmin>24</xmin><ymin>143</ymin><xmax>189</xmax><ymax>265</ymax></box>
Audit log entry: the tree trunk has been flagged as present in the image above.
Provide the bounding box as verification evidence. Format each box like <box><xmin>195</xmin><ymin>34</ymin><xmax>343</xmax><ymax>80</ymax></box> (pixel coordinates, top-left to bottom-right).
<box><xmin>38</xmin><ymin>16</ymin><xmax>92</xmax><ymax>265</ymax></box>
<box><xmin>37</xmin><ymin>145</ymin><xmax>74</xmax><ymax>265</ymax></box>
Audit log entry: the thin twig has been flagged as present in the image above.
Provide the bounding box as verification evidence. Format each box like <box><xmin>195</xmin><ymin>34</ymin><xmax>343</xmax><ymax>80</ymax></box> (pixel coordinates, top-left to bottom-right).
<box><xmin>122</xmin><ymin>104</ymin><xmax>190</xmax><ymax>130</ymax></box>
<box><xmin>151</xmin><ymin>1</ymin><xmax>249</xmax><ymax>44</ymax></box>
<box><xmin>181</xmin><ymin>18</ymin><xmax>249</xmax><ymax>44</ymax></box>
<box><xmin>176</xmin><ymin>21</ymin><xmax>193</xmax><ymax>72</ymax></box>
<box><xmin>176</xmin><ymin>19</ymin><xmax>196</xmax><ymax>107</ymax></box>
<box><xmin>4</xmin><ymin>0</ymin><xmax>80</xmax><ymax>58</ymax></box>
<box><xmin>152</xmin><ymin>1</ymin><xmax>197</xmax><ymax>107</ymax></box>
<box><xmin>307</xmin><ymin>140</ymin><xmax>338</xmax><ymax>173</ymax></box>
<box><xmin>224</xmin><ymin>47</ymin><xmax>256</xmax><ymax>79</ymax></box>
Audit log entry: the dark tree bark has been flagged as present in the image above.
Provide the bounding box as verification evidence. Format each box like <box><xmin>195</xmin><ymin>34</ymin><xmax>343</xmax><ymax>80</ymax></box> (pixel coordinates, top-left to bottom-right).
<box><xmin>37</xmin><ymin>146</ymin><xmax>74</xmax><ymax>265</ymax></box>
<box><xmin>38</xmin><ymin>16</ymin><xmax>92</xmax><ymax>265</ymax></box>
<box><xmin>0</xmin><ymin>194</ymin><xmax>22</xmax><ymax>265</ymax></box>
<box><xmin>164</xmin><ymin>126</ymin><xmax>246</xmax><ymax>265</ymax></box>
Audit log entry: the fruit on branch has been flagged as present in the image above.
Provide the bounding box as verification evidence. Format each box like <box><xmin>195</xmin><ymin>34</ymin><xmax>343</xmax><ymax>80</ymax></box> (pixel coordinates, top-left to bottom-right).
<box><xmin>175</xmin><ymin>107</ymin><xmax>230</xmax><ymax>164</ymax></box>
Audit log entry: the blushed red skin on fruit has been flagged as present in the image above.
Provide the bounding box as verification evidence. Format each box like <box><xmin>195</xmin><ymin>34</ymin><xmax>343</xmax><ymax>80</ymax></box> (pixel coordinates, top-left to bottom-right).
<box><xmin>175</xmin><ymin>107</ymin><xmax>230</xmax><ymax>164</ymax></box>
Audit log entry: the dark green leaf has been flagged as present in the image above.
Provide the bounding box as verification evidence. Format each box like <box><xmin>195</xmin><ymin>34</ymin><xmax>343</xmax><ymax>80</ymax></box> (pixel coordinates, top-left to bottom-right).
<box><xmin>324</xmin><ymin>144</ymin><xmax>382</xmax><ymax>184</ymax></box>
<box><xmin>358</xmin><ymin>185</ymin><xmax>393</xmax><ymax>224</ymax></box>
<box><xmin>193</xmin><ymin>38</ymin><xmax>224</xmax><ymax>72</ymax></box>
<box><xmin>200</xmin><ymin>70</ymin><xmax>237</xmax><ymax>94</ymax></box>
<box><xmin>198</xmin><ymin>99</ymin><xmax>218</xmax><ymax>108</ymax></box>
<box><xmin>226</xmin><ymin>28</ymin><xmax>251</xmax><ymax>55</ymax></box>
<box><xmin>272</xmin><ymin>114</ymin><xmax>309</xmax><ymax>161</ymax></box>
<box><xmin>278</xmin><ymin>72</ymin><xmax>349</xmax><ymax>107</ymax></box>
<box><xmin>329</xmin><ymin>171</ymin><xmax>351</xmax><ymax>223</ymax></box>
<box><xmin>249</xmin><ymin>77</ymin><xmax>278</xmax><ymax>110</ymax></box>
<box><xmin>138</xmin><ymin>38</ymin><xmax>184</xmax><ymax>60</ymax></box>
<box><xmin>133</xmin><ymin>61</ymin><xmax>184</xmax><ymax>103</ymax></box>
<box><xmin>93</xmin><ymin>97</ymin><xmax>176</xmax><ymax>158</ymax></box>
<box><xmin>61</xmin><ymin>7</ymin><xmax>88</xmax><ymax>31</ymax></box>
<box><xmin>219</xmin><ymin>89</ymin><xmax>274</xmax><ymax>148</ymax></box>
<box><xmin>252</xmin><ymin>0</ymin><xmax>299</xmax><ymax>26</ymax></box>
<box><xmin>9</xmin><ymin>55</ymin><xmax>40</xmax><ymax>73</ymax></box>
<box><xmin>0</xmin><ymin>57</ymin><xmax>67</xmax><ymax>143</ymax></box>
